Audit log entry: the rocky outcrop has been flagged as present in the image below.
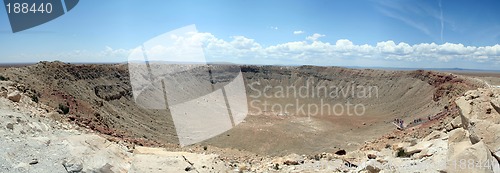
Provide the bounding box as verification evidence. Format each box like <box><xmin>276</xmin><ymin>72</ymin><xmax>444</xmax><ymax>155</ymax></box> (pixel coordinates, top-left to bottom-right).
<box><xmin>356</xmin><ymin>86</ymin><xmax>500</xmax><ymax>173</ymax></box>
<box><xmin>409</xmin><ymin>70</ymin><xmax>481</xmax><ymax>102</ymax></box>
<box><xmin>94</xmin><ymin>85</ymin><xmax>130</xmax><ymax>101</ymax></box>
<box><xmin>455</xmin><ymin>88</ymin><xmax>500</xmax><ymax>161</ymax></box>
<box><xmin>446</xmin><ymin>88</ymin><xmax>500</xmax><ymax>173</ymax></box>
<box><xmin>0</xmin><ymin>85</ymin><xmax>229</xmax><ymax>173</ymax></box>
<box><xmin>353</xmin><ymin>130</ymin><xmax>449</xmax><ymax>172</ymax></box>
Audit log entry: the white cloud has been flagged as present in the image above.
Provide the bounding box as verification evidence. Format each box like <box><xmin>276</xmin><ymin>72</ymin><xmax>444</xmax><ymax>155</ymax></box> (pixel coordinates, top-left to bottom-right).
<box><xmin>193</xmin><ymin>33</ymin><xmax>500</xmax><ymax>66</ymax></box>
<box><xmin>103</xmin><ymin>46</ymin><xmax>132</xmax><ymax>57</ymax></box>
<box><xmin>270</xmin><ymin>26</ymin><xmax>278</xmax><ymax>30</ymax></box>
<box><xmin>293</xmin><ymin>30</ymin><xmax>305</xmax><ymax>35</ymax></box>
<box><xmin>191</xmin><ymin>32</ymin><xmax>498</xmax><ymax>65</ymax></box>
<box><xmin>230</xmin><ymin>36</ymin><xmax>261</xmax><ymax>50</ymax></box>
<box><xmin>306</xmin><ymin>33</ymin><xmax>325</xmax><ymax>42</ymax></box>
<box><xmin>11</xmin><ymin>32</ymin><xmax>500</xmax><ymax>68</ymax></box>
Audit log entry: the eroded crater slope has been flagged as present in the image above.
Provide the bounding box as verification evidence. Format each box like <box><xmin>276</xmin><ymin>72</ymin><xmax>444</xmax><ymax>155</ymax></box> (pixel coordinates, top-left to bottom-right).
<box><xmin>0</xmin><ymin>62</ymin><xmax>484</xmax><ymax>156</ymax></box>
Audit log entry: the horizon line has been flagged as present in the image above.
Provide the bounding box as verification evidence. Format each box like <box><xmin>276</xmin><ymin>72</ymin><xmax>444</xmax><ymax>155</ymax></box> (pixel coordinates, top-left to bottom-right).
<box><xmin>1</xmin><ymin>61</ymin><xmax>499</xmax><ymax>72</ymax></box>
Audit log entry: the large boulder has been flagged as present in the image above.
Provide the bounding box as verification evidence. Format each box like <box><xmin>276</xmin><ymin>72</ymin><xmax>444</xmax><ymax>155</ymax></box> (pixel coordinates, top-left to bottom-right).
<box><xmin>447</xmin><ymin>128</ymin><xmax>500</xmax><ymax>173</ymax></box>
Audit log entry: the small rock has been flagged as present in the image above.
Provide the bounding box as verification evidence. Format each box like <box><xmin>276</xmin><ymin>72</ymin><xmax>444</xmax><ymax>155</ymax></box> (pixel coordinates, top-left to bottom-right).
<box><xmin>392</xmin><ymin>142</ymin><xmax>411</xmax><ymax>151</ymax></box>
<box><xmin>283</xmin><ymin>153</ymin><xmax>302</xmax><ymax>165</ymax></box>
<box><xmin>29</xmin><ymin>159</ymin><xmax>38</xmax><ymax>165</ymax></box>
<box><xmin>450</xmin><ymin>116</ymin><xmax>462</xmax><ymax>129</ymax></box>
<box><xmin>367</xmin><ymin>154</ymin><xmax>377</xmax><ymax>159</ymax></box>
<box><xmin>0</xmin><ymin>91</ymin><xmax>7</xmax><ymax>98</ymax></box>
<box><xmin>7</xmin><ymin>91</ymin><xmax>22</xmax><ymax>102</ymax></box>
<box><xmin>185</xmin><ymin>166</ymin><xmax>195</xmax><ymax>171</ymax></box>
<box><xmin>62</xmin><ymin>159</ymin><xmax>83</xmax><ymax>173</ymax></box>
<box><xmin>362</xmin><ymin>160</ymin><xmax>382</xmax><ymax>173</ymax></box>
<box><xmin>422</xmin><ymin>131</ymin><xmax>448</xmax><ymax>141</ymax></box>
<box><xmin>6</xmin><ymin>123</ymin><xmax>14</xmax><ymax>130</ymax></box>
<box><xmin>238</xmin><ymin>164</ymin><xmax>248</xmax><ymax>171</ymax></box>
<box><xmin>366</xmin><ymin>164</ymin><xmax>381</xmax><ymax>173</ymax></box>
<box><xmin>98</xmin><ymin>163</ymin><xmax>113</xmax><ymax>173</ymax></box>
<box><xmin>385</xmin><ymin>144</ymin><xmax>391</xmax><ymax>148</ymax></box>
<box><xmin>313</xmin><ymin>154</ymin><xmax>321</xmax><ymax>161</ymax></box>
<box><xmin>272</xmin><ymin>163</ymin><xmax>280</xmax><ymax>170</ymax></box>
<box><xmin>444</xmin><ymin>124</ymin><xmax>454</xmax><ymax>132</ymax></box>
<box><xmin>335</xmin><ymin>149</ymin><xmax>346</xmax><ymax>155</ymax></box>
<box><xmin>284</xmin><ymin>160</ymin><xmax>299</xmax><ymax>165</ymax></box>
<box><xmin>343</xmin><ymin>160</ymin><xmax>358</xmax><ymax>168</ymax></box>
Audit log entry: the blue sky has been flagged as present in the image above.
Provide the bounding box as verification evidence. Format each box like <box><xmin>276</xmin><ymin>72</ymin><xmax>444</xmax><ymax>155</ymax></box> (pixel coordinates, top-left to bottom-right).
<box><xmin>0</xmin><ymin>0</ymin><xmax>499</xmax><ymax>69</ymax></box>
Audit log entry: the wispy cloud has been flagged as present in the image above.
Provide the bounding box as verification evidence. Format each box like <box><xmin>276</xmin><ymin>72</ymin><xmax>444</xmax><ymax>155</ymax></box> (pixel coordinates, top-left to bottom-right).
<box><xmin>377</xmin><ymin>7</ymin><xmax>432</xmax><ymax>36</ymax></box>
<box><xmin>375</xmin><ymin>0</ymin><xmax>447</xmax><ymax>42</ymax></box>
<box><xmin>293</xmin><ymin>30</ymin><xmax>305</xmax><ymax>35</ymax></box>
<box><xmin>269</xmin><ymin>26</ymin><xmax>278</xmax><ymax>30</ymax></box>
<box><xmin>438</xmin><ymin>0</ymin><xmax>444</xmax><ymax>42</ymax></box>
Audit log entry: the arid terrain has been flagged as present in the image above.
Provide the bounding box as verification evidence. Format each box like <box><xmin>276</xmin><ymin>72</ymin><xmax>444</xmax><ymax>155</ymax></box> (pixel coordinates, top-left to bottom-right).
<box><xmin>0</xmin><ymin>61</ymin><xmax>499</xmax><ymax>172</ymax></box>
